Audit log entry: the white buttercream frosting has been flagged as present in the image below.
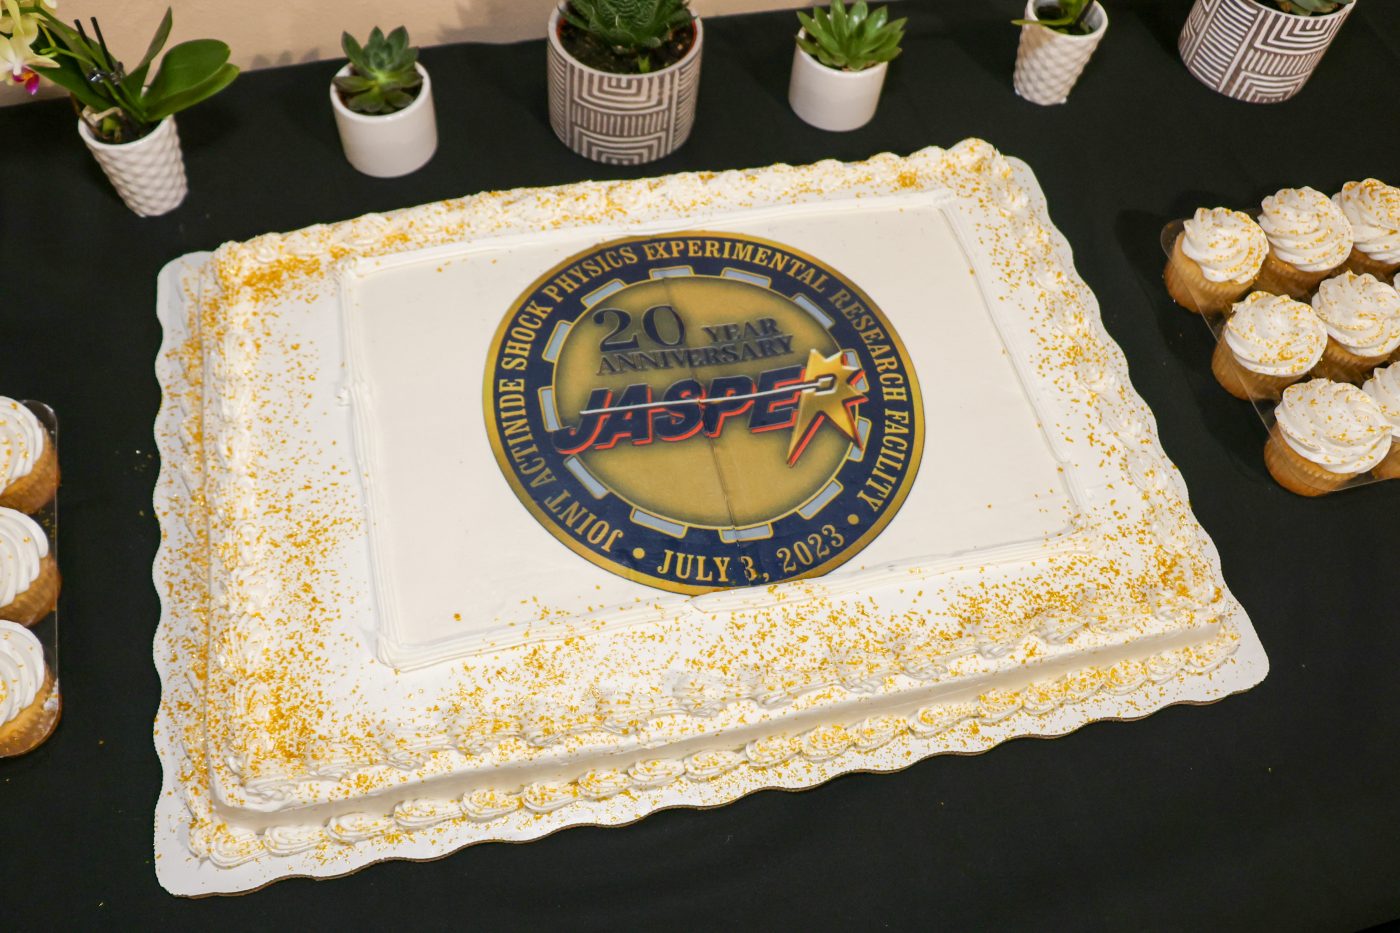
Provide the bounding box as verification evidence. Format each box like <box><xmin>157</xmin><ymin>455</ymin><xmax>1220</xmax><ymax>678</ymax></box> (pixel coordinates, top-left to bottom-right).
<box><xmin>1182</xmin><ymin>207</ymin><xmax>1267</xmax><ymax>284</ymax></box>
<box><xmin>1224</xmin><ymin>292</ymin><xmax>1326</xmax><ymax>376</ymax></box>
<box><xmin>1362</xmin><ymin>363</ymin><xmax>1400</xmax><ymax>438</ymax></box>
<box><xmin>1334</xmin><ymin>179</ymin><xmax>1400</xmax><ymax>264</ymax></box>
<box><xmin>0</xmin><ymin>508</ymin><xmax>47</xmax><ymax>607</ymax></box>
<box><xmin>1310</xmin><ymin>272</ymin><xmax>1400</xmax><ymax>358</ymax></box>
<box><xmin>1276</xmin><ymin>379</ymin><xmax>1392</xmax><ymax>473</ymax></box>
<box><xmin>1259</xmin><ymin>187</ymin><xmax>1353</xmax><ymax>272</ymax></box>
<box><xmin>0</xmin><ymin>398</ymin><xmax>44</xmax><ymax>490</ymax></box>
<box><xmin>0</xmin><ymin>619</ymin><xmax>45</xmax><ymax>726</ymax></box>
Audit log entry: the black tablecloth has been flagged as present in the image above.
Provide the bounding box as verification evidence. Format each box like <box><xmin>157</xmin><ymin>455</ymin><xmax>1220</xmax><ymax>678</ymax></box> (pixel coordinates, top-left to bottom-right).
<box><xmin>5</xmin><ymin>1</ymin><xmax>1399</xmax><ymax>927</ymax></box>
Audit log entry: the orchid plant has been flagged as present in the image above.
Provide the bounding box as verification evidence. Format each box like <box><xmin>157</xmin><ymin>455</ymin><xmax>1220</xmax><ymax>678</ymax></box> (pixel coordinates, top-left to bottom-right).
<box><xmin>1</xmin><ymin>2</ymin><xmax>238</xmax><ymax>144</ymax></box>
<box><xmin>0</xmin><ymin>0</ymin><xmax>57</xmax><ymax>93</ymax></box>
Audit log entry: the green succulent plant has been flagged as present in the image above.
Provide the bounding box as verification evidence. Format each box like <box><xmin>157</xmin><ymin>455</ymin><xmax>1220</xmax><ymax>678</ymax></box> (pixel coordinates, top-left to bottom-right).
<box><xmin>334</xmin><ymin>26</ymin><xmax>422</xmax><ymax>115</ymax></box>
<box><xmin>562</xmin><ymin>0</ymin><xmax>693</xmax><ymax>73</ymax></box>
<box><xmin>1273</xmin><ymin>0</ymin><xmax>1352</xmax><ymax>14</ymax></box>
<box><xmin>797</xmin><ymin>1</ymin><xmax>906</xmax><ymax>72</ymax></box>
<box><xmin>1012</xmin><ymin>0</ymin><xmax>1099</xmax><ymax>36</ymax></box>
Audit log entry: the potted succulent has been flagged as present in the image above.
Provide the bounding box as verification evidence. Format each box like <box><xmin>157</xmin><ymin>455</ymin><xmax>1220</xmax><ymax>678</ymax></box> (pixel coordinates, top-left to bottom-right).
<box><xmin>2</xmin><ymin>3</ymin><xmax>237</xmax><ymax>217</ymax></box>
<box><xmin>547</xmin><ymin>0</ymin><xmax>702</xmax><ymax>165</ymax></box>
<box><xmin>1011</xmin><ymin>0</ymin><xmax>1108</xmax><ymax>106</ymax></box>
<box><xmin>788</xmin><ymin>1</ymin><xmax>906</xmax><ymax>132</ymax></box>
<box><xmin>331</xmin><ymin>26</ymin><xmax>437</xmax><ymax>178</ymax></box>
<box><xmin>1179</xmin><ymin>0</ymin><xmax>1356</xmax><ymax>103</ymax></box>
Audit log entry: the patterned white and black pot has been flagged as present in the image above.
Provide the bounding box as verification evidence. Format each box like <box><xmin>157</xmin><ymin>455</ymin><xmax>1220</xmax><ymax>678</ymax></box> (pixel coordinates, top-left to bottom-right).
<box><xmin>546</xmin><ymin>5</ymin><xmax>703</xmax><ymax>165</ymax></box>
<box><xmin>1179</xmin><ymin>0</ymin><xmax>1356</xmax><ymax>103</ymax></box>
<box><xmin>1012</xmin><ymin>1</ymin><xmax>1108</xmax><ymax>106</ymax></box>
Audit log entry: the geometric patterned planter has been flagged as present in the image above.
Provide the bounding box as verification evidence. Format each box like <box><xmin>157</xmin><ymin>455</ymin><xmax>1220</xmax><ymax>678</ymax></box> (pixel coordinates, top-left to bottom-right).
<box><xmin>78</xmin><ymin>114</ymin><xmax>187</xmax><ymax>217</ymax></box>
<box><xmin>1179</xmin><ymin>0</ymin><xmax>1355</xmax><ymax>104</ymax></box>
<box><xmin>546</xmin><ymin>6</ymin><xmax>703</xmax><ymax>165</ymax></box>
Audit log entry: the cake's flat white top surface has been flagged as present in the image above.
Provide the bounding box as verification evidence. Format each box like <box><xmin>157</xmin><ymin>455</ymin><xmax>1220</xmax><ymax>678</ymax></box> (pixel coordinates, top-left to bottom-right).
<box><xmin>346</xmin><ymin>195</ymin><xmax>1074</xmax><ymax>666</ymax></box>
<box><xmin>152</xmin><ymin>141</ymin><xmax>1267</xmax><ymax>896</ymax></box>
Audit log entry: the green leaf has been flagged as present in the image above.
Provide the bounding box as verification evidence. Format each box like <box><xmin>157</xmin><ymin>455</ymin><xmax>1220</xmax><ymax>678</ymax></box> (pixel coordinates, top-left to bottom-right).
<box><xmin>333</xmin><ymin>74</ymin><xmax>374</xmax><ymax>93</ymax></box>
<box><xmin>121</xmin><ymin>7</ymin><xmax>172</xmax><ymax>96</ymax></box>
<box><xmin>143</xmin><ymin>39</ymin><xmax>231</xmax><ymax>109</ymax></box>
<box><xmin>342</xmin><ymin>31</ymin><xmax>364</xmax><ymax>64</ymax></box>
<box><xmin>33</xmin><ymin>56</ymin><xmax>109</xmax><ymax>112</ymax></box>
<box><xmin>388</xmin><ymin>26</ymin><xmax>408</xmax><ymax>57</ymax></box>
<box><xmin>145</xmin><ymin>62</ymin><xmax>238</xmax><ymax>121</ymax></box>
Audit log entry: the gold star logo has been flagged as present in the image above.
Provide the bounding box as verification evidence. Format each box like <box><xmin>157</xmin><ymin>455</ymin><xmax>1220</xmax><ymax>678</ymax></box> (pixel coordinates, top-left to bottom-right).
<box><xmin>787</xmin><ymin>349</ymin><xmax>866</xmax><ymax>465</ymax></box>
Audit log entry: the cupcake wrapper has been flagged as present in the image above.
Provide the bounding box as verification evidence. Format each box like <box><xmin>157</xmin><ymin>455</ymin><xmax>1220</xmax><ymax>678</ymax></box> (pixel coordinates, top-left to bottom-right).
<box><xmin>1264</xmin><ymin>424</ymin><xmax>1355</xmax><ymax>496</ymax></box>
<box><xmin>1164</xmin><ymin>234</ymin><xmax>1252</xmax><ymax>315</ymax></box>
<box><xmin>0</xmin><ymin>669</ymin><xmax>60</xmax><ymax>757</ymax></box>
<box><xmin>1211</xmin><ymin>339</ymin><xmax>1298</xmax><ymax>401</ymax></box>
<box><xmin>0</xmin><ymin>431</ymin><xmax>58</xmax><ymax>514</ymax></box>
<box><xmin>1253</xmin><ymin>250</ymin><xmax>1335</xmax><ymax>301</ymax></box>
<box><xmin>1372</xmin><ymin>441</ymin><xmax>1400</xmax><ymax>481</ymax></box>
<box><xmin>0</xmin><ymin>552</ymin><xmax>60</xmax><ymax>627</ymax></box>
<box><xmin>1309</xmin><ymin>337</ymin><xmax>1388</xmax><ymax>386</ymax></box>
<box><xmin>1344</xmin><ymin>246</ymin><xmax>1400</xmax><ymax>282</ymax></box>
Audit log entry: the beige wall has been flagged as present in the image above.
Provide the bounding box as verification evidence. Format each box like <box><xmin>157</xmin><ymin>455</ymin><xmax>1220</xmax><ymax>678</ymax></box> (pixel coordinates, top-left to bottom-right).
<box><xmin>2</xmin><ymin>0</ymin><xmax>813</xmax><ymax>106</ymax></box>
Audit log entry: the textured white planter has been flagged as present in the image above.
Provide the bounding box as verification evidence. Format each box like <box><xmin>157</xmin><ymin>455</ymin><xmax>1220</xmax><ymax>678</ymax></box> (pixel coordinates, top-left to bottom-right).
<box><xmin>1013</xmin><ymin>1</ymin><xmax>1108</xmax><ymax>106</ymax></box>
<box><xmin>1179</xmin><ymin>0</ymin><xmax>1355</xmax><ymax>103</ymax></box>
<box><xmin>331</xmin><ymin>62</ymin><xmax>437</xmax><ymax>178</ymax></box>
<box><xmin>788</xmin><ymin>37</ymin><xmax>888</xmax><ymax>132</ymax></box>
<box><xmin>546</xmin><ymin>6</ymin><xmax>703</xmax><ymax>165</ymax></box>
<box><xmin>78</xmin><ymin>115</ymin><xmax>187</xmax><ymax>217</ymax></box>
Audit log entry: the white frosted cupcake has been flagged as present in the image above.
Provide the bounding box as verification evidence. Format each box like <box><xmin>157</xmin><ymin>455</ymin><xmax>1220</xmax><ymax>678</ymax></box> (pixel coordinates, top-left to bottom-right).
<box><xmin>1254</xmin><ymin>187</ymin><xmax>1353</xmax><ymax>299</ymax></box>
<box><xmin>1335</xmin><ymin>179</ymin><xmax>1400</xmax><ymax>281</ymax></box>
<box><xmin>1308</xmin><ymin>272</ymin><xmax>1400</xmax><ymax>384</ymax></box>
<box><xmin>0</xmin><ymin>619</ymin><xmax>60</xmax><ymax>756</ymax></box>
<box><xmin>0</xmin><ymin>398</ymin><xmax>58</xmax><ymax>514</ymax></box>
<box><xmin>1264</xmin><ymin>379</ymin><xmax>1392</xmax><ymax>496</ymax></box>
<box><xmin>1362</xmin><ymin>363</ymin><xmax>1400</xmax><ymax>479</ymax></box>
<box><xmin>0</xmin><ymin>508</ymin><xmax>59</xmax><ymax>627</ymax></box>
<box><xmin>1164</xmin><ymin>208</ymin><xmax>1268</xmax><ymax>315</ymax></box>
<box><xmin>1211</xmin><ymin>292</ymin><xmax>1326</xmax><ymax>401</ymax></box>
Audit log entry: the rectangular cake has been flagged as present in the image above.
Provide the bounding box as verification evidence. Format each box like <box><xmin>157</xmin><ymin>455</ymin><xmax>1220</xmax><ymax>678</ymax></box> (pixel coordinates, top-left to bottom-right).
<box><xmin>153</xmin><ymin>139</ymin><xmax>1267</xmax><ymax>895</ymax></box>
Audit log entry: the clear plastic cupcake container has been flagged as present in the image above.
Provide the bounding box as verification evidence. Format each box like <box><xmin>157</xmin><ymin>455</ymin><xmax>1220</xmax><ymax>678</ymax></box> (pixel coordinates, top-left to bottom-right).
<box><xmin>1161</xmin><ymin>220</ymin><xmax>1398</xmax><ymax>495</ymax></box>
<box><xmin>0</xmin><ymin>400</ymin><xmax>61</xmax><ymax>757</ymax></box>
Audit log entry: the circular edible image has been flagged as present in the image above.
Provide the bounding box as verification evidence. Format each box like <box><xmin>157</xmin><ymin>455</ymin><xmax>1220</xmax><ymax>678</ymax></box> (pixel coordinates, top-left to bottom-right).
<box><xmin>484</xmin><ymin>232</ymin><xmax>923</xmax><ymax>594</ymax></box>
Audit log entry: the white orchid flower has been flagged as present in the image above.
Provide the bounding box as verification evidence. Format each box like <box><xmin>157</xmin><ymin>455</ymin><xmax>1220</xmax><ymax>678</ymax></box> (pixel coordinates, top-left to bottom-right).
<box><xmin>0</xmin><ymin>1</ymin><xmax>57</xmax><ymax>82</ymax></box>
<box><xmin>0</xmin><ymin>0</ymin><xmax>57</xmax><ymax>32</ymax></box>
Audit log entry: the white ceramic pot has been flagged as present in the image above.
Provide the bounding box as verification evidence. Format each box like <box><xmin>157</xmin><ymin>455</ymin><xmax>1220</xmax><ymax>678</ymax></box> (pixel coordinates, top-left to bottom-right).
<box><xmin>788</xmin><ymin>35</ymin><xmax>888</xmax><ymax>132</ymax></box>
<box><xmin>1013</xmin><ymin>0</ymin><xmax>1108</xmax><ymax>106</ymax></box>
<box><xmin>331</xmin><ymin>62</ymin><xmax>437</xmax><ymax>178</ymax></box>
<box><xmin>1179</xmin><ymin>0</ymin><xmax>1355</xmax><ymax>103</ymax></box>
<box><xmin>546</xmin><ymin>5</ymin><xmax>703</xmax><ymax>165</ymax></box>
<box><xmin>78</xmin><ymin>114</ymin><xmax>187</xmax><ymax>217</ymax></box>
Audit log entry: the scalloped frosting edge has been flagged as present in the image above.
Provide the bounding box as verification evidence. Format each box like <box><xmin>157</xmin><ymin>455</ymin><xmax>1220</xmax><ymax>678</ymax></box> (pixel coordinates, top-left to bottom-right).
<box><xmin>190</xmin><ymin>625</ymin><xmax>1240</xmax><ymax>868</ymax></box>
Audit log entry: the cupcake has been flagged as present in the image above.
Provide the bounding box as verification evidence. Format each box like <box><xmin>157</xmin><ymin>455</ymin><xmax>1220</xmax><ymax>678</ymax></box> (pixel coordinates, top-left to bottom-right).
<box><xmin>1308</xmin><ymin>272</ymin><xmax>1400</xmax><ymax>384</ymax></box>
<box><xmin>0</xmin><ymin>619</ymin><xmax>60</xmax><ymax>757</ymax></box>
<box><xmin>0</xmin><ymin>508</ymin><xmax>59</xmax><ymax>626</ymax></box>
<box><xmin>1164</xmin><ymin>208</ymin><xmax>1267</xmax><ymax>314</ymax></box>
<box><xmin>0</xmin><ymin>398</ymin><xmax>58</xmax><ymax>514</ymax></box>
<box><xmin>1362</xmin><ymin>363</ymin><xmax>1400</xmax><ymax>480</ymax></box>
<box><xmin>1211</xmin><ymin>292</ymin><xmax>1326</xmax><ymax>401</ymax></box>
<box><xmin>1334</xmin><ymin>179</ymin><xmax>1400</xmax><ymax>281</ymax></box>
<box><xmin>1254</xmin><ymin>187</ymin><xmax>1353</xmax><ymax>299</ymax></box>
<box><xmin>1264</xmin><ymin>379</ymin><xmax>1392</xmax><ymax>496</ymax></box>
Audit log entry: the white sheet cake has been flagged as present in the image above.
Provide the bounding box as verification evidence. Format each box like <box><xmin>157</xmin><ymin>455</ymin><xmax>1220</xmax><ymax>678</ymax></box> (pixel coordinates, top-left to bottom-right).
<box><xmin>153</xmin><ymin>139</ymin><xmax>1267</xmax><ymax>894</ymax></box>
